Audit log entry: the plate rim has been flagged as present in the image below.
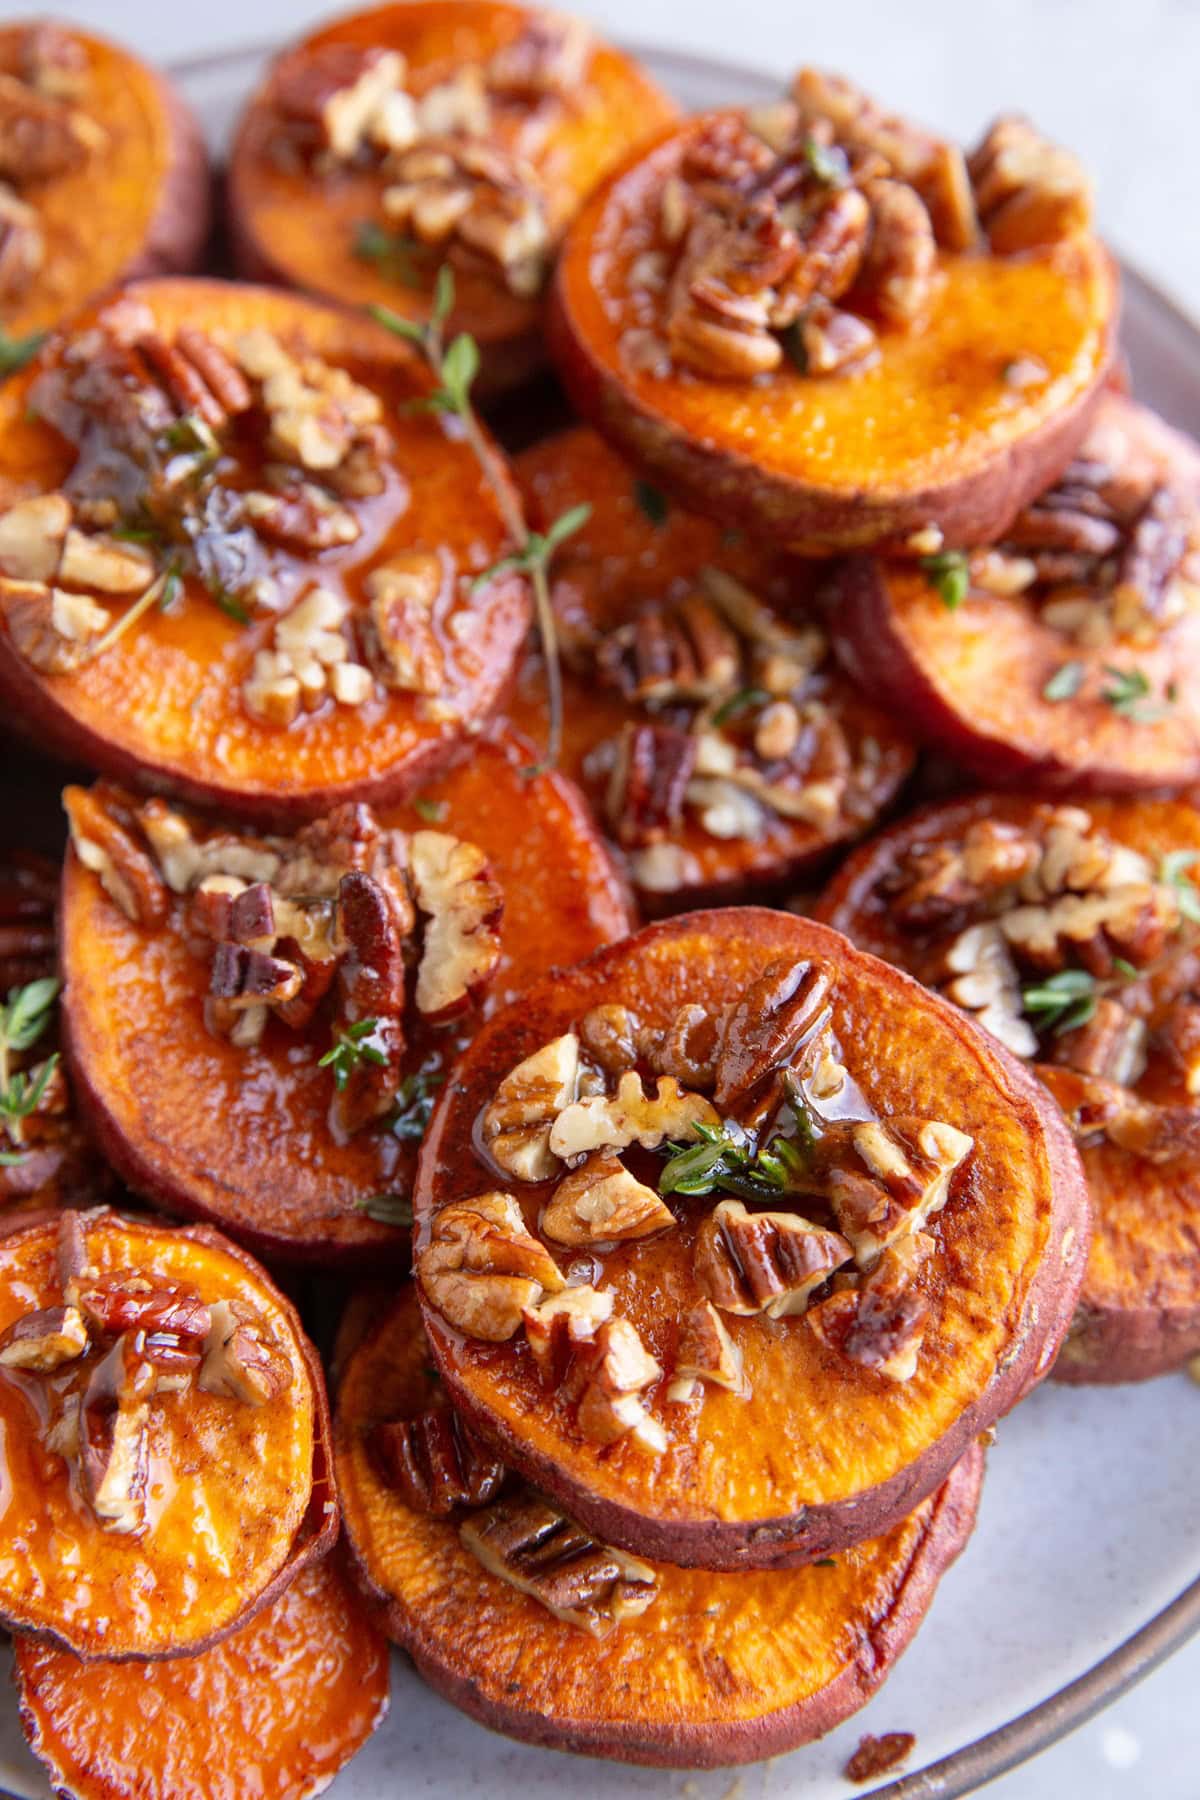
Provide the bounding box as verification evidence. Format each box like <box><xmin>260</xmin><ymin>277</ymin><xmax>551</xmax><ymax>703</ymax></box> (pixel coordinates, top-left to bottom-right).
<box><xmin>1</xmin><ymin>31</ymin><xmax>1193</xmax><ymax>1800</ymax></box>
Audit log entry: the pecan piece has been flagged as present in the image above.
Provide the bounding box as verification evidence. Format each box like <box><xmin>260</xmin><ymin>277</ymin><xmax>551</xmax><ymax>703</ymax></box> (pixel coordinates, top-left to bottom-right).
<box><xmin>79</xmin><ymin>1337</ymin><xmax>151</xmax><ymax>1535</ymax></box>
<box><xmin>713</xmin><ymin>957</ymin><xmax>835</xmax><ymax>1113</ymax></box>
<box><xmin>549</xmin><ymin>1070</ymin><xmax>720</xmax><ymax>1162</ymax></box>
<box><xmin>1049</xmin><ymin>996</ymin><xmax>1147</xmax><ymax>1086</ymax></box>
<box><xmin>578</xmin><ymin>1004</ymin><xmax>646</xmax><ymax>1076</ymax></box>
<box><xmin>941</xmin><ymin>922</ymin><xmax>1037</xmax><ymax>1060</ymax></box>
<box><xmin>564</xmin><ymin>1317</ymin><xmax>664</xmax><ymax>1452</ymax></box>
<box><xmin>362</xmin><ymin>553</ymin><xmax>445</xmax><ymax>696</ymax></box>
<box><xmin>605</xmin><ymin>722</ymin><xmax>697</xmax><ymax>849</ymax></box>
<box><xmin>460</xmin><ymin>1493</ymin><xmax>657</xmax><ymax>1637</ymax></box>
<box><xmin>482</xmin><ymin>1034</ymin><xmax>581</xmax><ymax>1182</ymax></box>
<box><xmin>0</xmin><ymin>1305</ymin><xmax>88</xmax><ymax>1371</ymax></box>
<box><xmin>330</xmin><ymin>870</ymin><xmax>407</xmax><ymax>1136</ymax></box>
<box><xmin>541</xmin><ymin>1153</ymin><xmax>674</xmax><ymax>1248</ymax></box>
<box><xmin>73</xmin><ymin>1273</ymin><xmax>211</xmax><ymax>1344</ymax></box>
<box><xmin>666</xmin><ymin>1300</ymin><xmax>744</xmax><ymax>1403</ymax></box>
<box><xmin>0</xmin><ymin>182</ymin><xmax>42</xmax><ymax>299</ymax></box>
<box><xmin>695</xmin><ymin>1199</ymin><xmax>852</xmax><ymax>1318</ymax></box>
<box><xmin>410</xmin><ymin>830</ymin><xmax>503</xmax><ymax>1017</ymax></box>
<box><xmin>63</xmin><ymin>784</ymin><xmax>170</xmax><ymax>928</ymax></box>
<box><xmin>0</xmin><ymin>71</ymin><xmax>92</xmax><ymax>182</ymax></box>
<box><xmin>486</xmin><ymin>16</ymin><xmax>591</xmax><ymax>99</ymax></box>
<box><xmin>809</xmin><ymin>1234</ymin><xmax>933</xmax><ymax>1381</ymax></box>
<box><xmin>795</xmin><ymin>303</ymin><xmax>877</xmax><ymax>376</ymax></box>
<box><xmin>197</xmin><ymin>1299</ymin><xmax>293</xmax><ymax>1405</ymax></box>
<box><xmin>369</xmin><ymin>1407</ymin><xmax>504</xmax><ymax>1517</ymax></box>
<box><xmin>522</xmin><ymin>1284</ymin><xmax>614</xmax><ymax>1387</ymax></box>
<box><xmin>1</xmin><ymin>578</ymin><xmax>110</xmax><ymax>674</ymax></box>
<box><xmin>818</xmin><ymin>1117</ymin><xmax>973</xmax><ymax>1268</ymax></box>
<box><xmin>968</xmin><ymin>115</ymin><xmax>1092</xmax><ymax>251</ymax></box>
<box><xmin>417</xmin><ymin>1192</ymin><xmax>565</xmax><ymax>1341</ymax></box>
<box><xmin>854</xmin><ymin>178</ymin><xmax>937</xmax><ymax>325</ymax></box>
<box><xmin>1111</xmin><ymin>485</ymin><xmax>1190</xmax><ymax>628</ymax></box>
<box><xmin>887</xmin><ymin>818</ymin><xmax>1039</xmax><ymax>930</ymax></box>
<box><xmin>0</xmin><ymin>493</ymin><xmax>72</xmax><ymax>583</ymax></box>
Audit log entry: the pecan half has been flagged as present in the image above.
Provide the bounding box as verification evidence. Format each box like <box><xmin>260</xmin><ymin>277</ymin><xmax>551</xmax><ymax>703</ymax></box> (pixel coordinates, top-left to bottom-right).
<box><xmin>410</xmin><ymin>830</ymin><xmax>503</xmax><ymax>1017</ymax></box>
<box><xmin>329</xmin><ymin>871</ymin><xmax>407</xmax><ymax>1137</ymax></box>
<box><xmin>63</xmin><ymin>784</ymin><xmax>170</xmax><ymax>928</ymax></box>
<box><xmin>370</xmin><ymin>1407</ymin><xmax>504</xmax><ymax>1516</ymax></box>
<box><xmin>0</xmin><ymin>1305</ymin><xmax>88</xmax><ymax>1372</ymax></box>
<box><xmin>417</xmin><ymin>1192</ymin><xmax>565</xmax><ymax>1341</ymax></box>
<box><xmin>605</xmin><ymin>722</ymin><xmax>697</xmax><ymax>849</ymax></box>
<box><xmin>460</xmin><ymin>1492</ymin><xmax>657</xmax><ymax>1637</ymax></box>
<box><xmin>695</xmin><ymin>1199</ymin><xmax>852</xmax><ymax>1318</ymax></box>
<box><xmin>0</xmin><ymin>71</ymin><xmax>93</xmax><ymax>183</ymax></box>
<box><xmin>362</xmin><ymin>553</ymin><xmax>445</xmax><ymax>696</ymax></box>
<box><xmin>713</xmin><ymin>957</ymin><xmax>835</xmax><ymax>1113</ymax></box>
<box><xmin>968</xmin><ymin>115</ymin><xmax>1091</xmax><ymax>251</ymax></box>
<box><xmin>197</xmin><ymin>1299</ymin><xmax>293</xmax><ymax>1405</ymax></box>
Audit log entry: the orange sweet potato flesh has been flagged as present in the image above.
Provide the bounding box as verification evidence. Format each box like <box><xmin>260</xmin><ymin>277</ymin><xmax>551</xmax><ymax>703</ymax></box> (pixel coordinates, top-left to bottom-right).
<box><xmin>0</xmin><ymin>1206</ymin><xmax>336</xmax><ymax>1660</ymax></box>
<box><xmin>550</xmin><ymin>114</ymin><xmax>1118</xmax><ymax>555</ymax></box>
<box><xmin>337</xmin><ymin>1286</ymin><xmax>982</xmax><ymax>1767</ymax></box>
<box><xmin>413</xmin><ymin>907</ymin><xmax>1087</xmax><ymax>1567</ymax></box>
<box><xmin>0</xmin><ymin>24</ymin><xmax>210</xmax><ymax>342</ymax></box>
<box><xmin>0</xmin><ymin>278</ymin><xmax>530</xmax><ymax>821</ymax></box>
<box><xmin>61</xmin><ymin>733</ymin><xmax>633</xmax><ymax>1267</ymax></box>
<box><xmin>829</xmin><ymin>397</ymin><xmax>1200</xmax><ymax>792</ymax></box>
<box><xmin>509</xmin><ymin>427</ymin><xmax>915</xmax><ymax>912</ymax></box>
<box><xmin>227</xmin><ymin>2</ymin><xmax>678</xmax><ymax>396</ymax></box>
<box><xmin>817</xmin><ymin>791</ymin><xmax>1200</xmax><ymax>1383</ymax></box>
<box><xmin>15</xmin><ymin>1554</ymin><xmax>388</xmax><ymax>1800</ymax></box>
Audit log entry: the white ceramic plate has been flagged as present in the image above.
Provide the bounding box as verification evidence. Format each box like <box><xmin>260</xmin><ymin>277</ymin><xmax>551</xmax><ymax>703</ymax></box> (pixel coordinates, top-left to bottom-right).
<box><xmin>3</xmin><ymin>40</ymin><xmax>1200</xmax><ymax>1800</ymax></box>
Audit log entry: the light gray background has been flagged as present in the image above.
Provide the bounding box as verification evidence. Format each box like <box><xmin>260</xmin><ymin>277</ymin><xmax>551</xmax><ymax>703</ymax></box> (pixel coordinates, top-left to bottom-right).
<box><xmin>10</xmin><ymin>1</ymin><xmax>1200</xmax><ymax>1795</ymax></box>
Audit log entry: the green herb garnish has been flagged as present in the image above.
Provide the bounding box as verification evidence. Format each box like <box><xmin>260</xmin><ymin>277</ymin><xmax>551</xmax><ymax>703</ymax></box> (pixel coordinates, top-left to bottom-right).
<box><xmin>389</xmin><ymin>1061</ymin><xmax>444</xmax><ymax>1143</ymax></box>
<box><xmin>1161</xmin><ymin>851</ymin><xmax>1200</xmax><ymax>924</ymax></box>
<box><xmin>413</xmin><ymin>795</ymin><xmax>447</xmax><ymax>824</ymax></box>
<box><xmin>355</xmin><ymin>1192</ymin><xmax>414</xmax><ymax>1227</ymax></box>
<box><xmin>658</xmin><ymin>1117</ymin><xmax>808</xmax><ymax>1202</ymax></box>
<box><xmin>353</xmin><ymin>220</ymin><xmax>428</xmax><ymax>288</ymax></box>
<box><xmin>1042</xmin><ymin>660</ymin><xmax>1085</xmax><ymax>703</ymax></box>
<box><xmin>920</xmin><ymin>550</ymin><xmax>970</xmax><ymax>611</ymax></box>
<box><xmin>633</xmin><ymin>479</ymin><xmax>669</xmax><ymax>527</ymax></box>
<box><xmin>0</xmin><ymin>328</ymin><xmax>46</xmax><ymax>376</ymax></box>
<box><xmin>1100</xmin><ymin>664</ymin><xmax>1173</xmax><ymax>722</ymax></box>
<box><xmin>802</xmin><ymin>137</ymin><xmax>849</xmax><ymax>186</ymax></box>
<box><xmin>711</xmin><ymin>686</ymin><xmax>769</xmax><ymax>728</ymax></box>
<box><xmin>319</xmin><ymin>1017</ymin><xmax>389</xmax><ymax>1092</ymax></box>
<box><xmin>1021</xmin><ymin>969</ymin><xmax>1097</xmax><ymax>1035</ymax></box>
<box><xmin>0</xmin><ymin>978</ymin><xmax>60</xmax><ymax>1160</ymax></box>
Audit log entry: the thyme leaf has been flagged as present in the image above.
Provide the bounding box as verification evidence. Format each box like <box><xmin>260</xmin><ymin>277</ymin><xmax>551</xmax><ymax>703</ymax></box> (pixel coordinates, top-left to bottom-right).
<box><xmin>0</xmin><ymin>978</ymin><xmax>61</xmax><ymax>1156</ymax></box>
<box><xmin>319</xmin><ymin>1017</ymin><xmax>389</xmax><ymax>1091</ymax></box>
<box><xmin>1021</xmin><ymin>968</ymin><xmax>1097</xmax><ymax>1035</ymax></box>
<box><xmin>920</xmin><ymin>550</ymin><xmax>970</xmax><ymax>610</ymax></box>
<box><xmin>1042</xmin><ymin>660</ymin><xmax>1085</xmax><ymax>703</ymax></box>
<box><xmin>355</xmin><ymin>1192</ymin><xmax>414</xmax><ymax>1227</ymax></box>
<box><xmin>0</xmin><ymin>328</ymin><xmax>46</xmax><ymax>376</ymax></box>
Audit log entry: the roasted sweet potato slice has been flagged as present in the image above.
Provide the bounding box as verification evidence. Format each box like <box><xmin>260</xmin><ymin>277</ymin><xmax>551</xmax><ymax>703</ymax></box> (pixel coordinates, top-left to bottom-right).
<box><xmin>0</xmin><ymin>23</ymin><xmax>209</xmax><ymax>348</ymax></box>
<box><xmin>227</xmin><ymin>1</ymin><xmax>677</xmax><ymax>396</ymax></box>
<box><xmin>550</xmin><ymin>85</ymin><xmax>1117</xmax><ymax>555</ymax></box>
<box><xmin>0</xmin><ymin>1206</ymin><xmax>336</xmax><ymax>1659</ymax></box>
<box><xmin>411</xmin><ymin>907</ymin><xmax>1086</xmax><ymax>1567</ymax></box>
<box><xmin>0</xmin><ymin>277</ymin><xmax>531</xmax><ymax>820</ymax></box>
<box><xmin>337</xmin><ymin>1285</ymin><xmax>982</xmax><ymax>1766</ymax></box>
<box><xmin>61</xmin><ymin>732</ymin><xmax>632</xmax><ymax>1266</ymax></box>
<box><xmin>829</xmin><ymin>397</ymin><xmax>1200</xmax><ymax>792</ymax></box>
<box><xmin>15</xmin><ymin>1553</ymin><xmax>388</xmax><ymax>1800</ymax></box>
<box><xmin>816</xmin><ymin>790</ymin><xmax>1200</xmax><ymax>1383</ymax></box>
<box><xmin>509</xmin><ymin>427</ymin><xmax>914</xmax><ymax>912</ymax></box>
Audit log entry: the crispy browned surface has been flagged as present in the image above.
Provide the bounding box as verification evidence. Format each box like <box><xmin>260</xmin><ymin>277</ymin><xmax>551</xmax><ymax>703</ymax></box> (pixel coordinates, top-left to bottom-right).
<box><xmin>61</xmin><ymin>733</ymin><xmax>633</xmax><ymax>1265</ymax></box>
<box><xmin>0</xmin><ymin>1207</ymin><xmax>335</xmax><ymax>1659</ymax></box>
<box><xmin>0</xmin><ymin>278</ymin><xmax>530</xmax><ymax>821</ymax></box>
<box><xmin>816</xmin><ymin>791</ymin><xmax>1200</xmax><ymax>1382</ymax></box>
<box><xmin>15</xmin><ymin>1554</ymin><xmax>388</xmax><ymax>1800</ymax></box>
<box><xmin>412</xmin><ymin>908</ymin><xmax>1087</xmax><ymax>1566</ymax></box>
<box><xmin>227</xmin><ymin>2</ymin><xmax>677</xmax><ymax>395</ymax></box>
<box><xmin>336</xmin><ymin>1287</ymin><xmax>982</xmax><ymax>1767</ymax></box>
<box><xmin>510</xmin><ymin>427</ymin><xmax>915</xmax><ymax>911</ymax></box>
<box><xmin>829</xmin><ymin>398</ymin><xmax>1200</xmax><ymax>792</ymax></box>
<box><xmin>550</xmin><ymin>114</ymin><xmax>1118</xmax><ymax>555</ymax></box>
<box><xmin>0</xmin><ymin>24</ymin><xmax>210</xmax><ymax>341</ymax></box>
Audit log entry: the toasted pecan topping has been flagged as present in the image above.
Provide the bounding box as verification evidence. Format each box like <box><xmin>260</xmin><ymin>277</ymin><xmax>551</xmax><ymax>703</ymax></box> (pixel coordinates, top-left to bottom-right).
<box><xmin>417</xmin><ymin>1192</ymin><xmax>566</xmax><ymax>1341</ymax></box>
<box><xmin>483</xmin><ymin>1034</ymin><xmax>583</xmax><ymax>1182</ymax></box>
<box><xmin>521</xmin><ymin>1284</ymin><xmax>614</xmax><ymax>1387</ymax></box>
<box><xmin>695</xmin><ymin>1199</ymin><xmax>852</xmax><ymax>1318</ymax></box>
<box><xmin>541</xmin><ymin>1152</ymin><xmax>674</xmax><ymax>1247</ymax></box>
<box><xmin>809</xmin><ymin>1233</ymin><xmax>932</xmax><ymax>1381</ymax></box>
<box><xmin>460</xmin><ymin>1491</ymin><xmax>656</xmax><ymax>1637</ymax></box>
<box><xmin>667</xmin><ymin>1299</ymin><xmax>744</xmax><ymax>1403</ymax></box>
<box><xmin>549</xmin><ymin>1069</ymin><xmax>720</xmax><ymax>1161</ymax></box>
<box><xmin>561</xmin><ymin>1316</ymin><xmax>665</xmax><ymax>1452</ymax></box>
<box><xmin>370</xmin><ymin>1406</ymin><xmax>504</xmax><ymax>1516</ymax></box>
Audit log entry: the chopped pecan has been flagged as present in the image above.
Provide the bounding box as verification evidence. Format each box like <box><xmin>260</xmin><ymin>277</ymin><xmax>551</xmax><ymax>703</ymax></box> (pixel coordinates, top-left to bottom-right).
<box><xmin>578</xmin><ymin>1004</ymin><xmax>645</xmax><ymax>1075</ymax></box>
<box><xmin>549</xmin><ymin>1070</ymin><xmax>719</xmax><ymax>1161</ymax></box>
<box><xmin>564</xmin><ymin>1317</ymin><xmax>665</xmax><ymax>1452</ymax></box>
<box><xmin>209</xmin><ymin>942</ymin><xmax>302</xmax><ymax>1016</ymax></box>
<box><xmin>968</xmin><ymin>115</ymin><xmax>1091</xmax><ymax>251</ymax></box>
<box><xmin>20</xmin><ymin>24</ymin><xmax>90</xmax><ymax>100</ymax></box>
<box><xmin>0</xmin><ymin>71</ymin><xmax>93</xmax><ymax>183</ymax></box>
<box><xmin>853</xmin><ymin>178</ymin><xmax>937</xmax><ymax>325</ymax></box>
<box><xmin>460</xmin><ymin>1492</ymin><xmax>657</xmax><ymax>1637</ymax></box>
<box><xmin>417</xmin><ymin>1192</ymin><xmax>565</xmax><ymax>1341</ymax></box>
<box><xmin>328</xmin><ymin>872</ymin><xmax>407</xmax><ymax>1136</ymax></box>
<box><xmin>713</xmin><ymin>957</ymin><xmax>835</xmax><ymax>1113</ymax></box>
<box><xmin>63</xmin><ymin>784</ymin><xmax>170</xmax><ymax>928</ymax></box>
<box><xmin>362</xmin><ymin>553</ymin><xmax>445</xmax><ymax>696</ymax></box>
<box><xmin>78</xmin><ymin>1337</ymin><xmax>150</xmax><ymax>1535</ymax></box>
<box><xmin>1159</xmin><ymin>1001</ymin><xmax>1200</xmax><ymax>1097</ymax></box>
<box><xmin>243</xmin><ymin>482</ymin><xmax>360</xmax><ymax>552</ymax></box>
<box><xmin>0</xmin><ymin>494</ymin><xmax>72</xmax><ymax>583</ymax></box>
<box><xmin>410</xmin><ymin>830</ymin><xmax>503</xmax><ymax>1017</ymax></box>
<box><xmin>276</xmin><ymin>45</ymin><xmax>410</xmax><ymax>159</ymax></box>
<box><xmin>383</xmin><ymin>136</ymin><xmax>550</xmax><ymax>296</ymax></box>
<box><xmin>1039</xmin><ymin>1065</ymin><xmax>1200</xmax><ymax>1165</ymax></box>
<box><xmin>138</xmin><ymin>800</ymin><xmax>281</xmax><ymax>895</ymax></box>
<box><xmin>808</xmin><ymin>1233</ymin><xmax>932</xmax><ymax>1381</ymax></box>
<box><xmin>818</xmin><ymin>1116</ymin><xmax>973</xmax><ymax>1268</ymax></box>
<box><xmin>845</xmin><ymin>1731</ymin><xmax>918</xmax><ymax>1783</ymax></box>
<box><xmin>666</xmin><ymin>1300</ymin><xmax>744</xmax><ymax>1403</ymax></box>
<box><xmin>1</xmin><ymin>578</ymin><xmax>110</xmax><ymax>674</ymax></box>
<box><xmin>522</xmin><ymin>1284</ymin><xmax>614</xmax><ymax>1387</ymax></box>
<box><xmin>0</xmin><ymin>1305</ymin><xmax>88</xmax><ymax>1371</ymax></box>
<box><xmin>234</xmin><ymin>329</ymin><xmax>388</xmax><ymax>477</ymax></box>
<box><xmin>73</xmin><ymin>1273</ymin><xmax>211</xmax><ymax>1345</ymax></box>
<box><xmin>486</xmin><ymin>16</ymin><xmax>591</xmax><ymax>99</ymax></box>
<box><xmin>1049</xmin><ymin>996</ymin><xmax>1147</xmax><ymax>1086</ymax></box>
<box><xmin>541</xmin><ymin>1153</ymin><xmax>674</xmax><ymax>1248</ymax></box>
<box><xmin>1000</xmin><ymin>882</ymin><xmax>1175</xmax><ymax>978</ymax></box>
<box><xmin>695</xmin><ymin>1200</ymin><xmax>852</xmax><ymax>1318</ymax></box>
<box><xmin>888</xmin><ymin>818</ymin><xmax>1040</xmax><ymax>930</ymax></box>
<box><xmin>1111</xmin><ymin>486</ymin><xmax>1191</xmax><ymax>629</ymax></box>
<box><xmin>369</xmin><ymin>1407</ymin><xmax>504</xmax><ymax>1516</ymax></box>
<box><xmin>940</xmin><ymin>922</ymin><xmax>1037</xmax><ymax>1059</ymax></box>
<box><xmin>482</xmin><ymin>1033</ymin><xmax>581</xmax><ymax>1181</ymax></box>
<box><xmin>197</xmin><ymin>1299</ymin><xmax>292</xmax><ymax>1405</ymax></box>
<box><xmin>795</xmin><ymin>302</ymin><xmax>877</xmax><ymax>375</ymax></box>
<box><xmin>0</xmin><ymin>182</ymin><xmax>42</xmax><ymax>298</ymax></box>
<box><xmin>656</xmin><ymin>1003</ymin><xmax>719</xmax><ymax>1089</ymax></box>
<box><xmin>605</xmin><ymin>722</ymin><xmax>697</xmax><ymax>849</ymax></box>
<box><xmin>597</xmin><ymin>591</ymin><xmax>740</xmax><ymax>705</ymax></box>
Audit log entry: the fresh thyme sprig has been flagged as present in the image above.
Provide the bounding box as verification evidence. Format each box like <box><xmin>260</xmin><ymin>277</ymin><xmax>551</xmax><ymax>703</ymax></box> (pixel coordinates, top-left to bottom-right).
<box><xmin>370</xmin><ymin>266</ymin><xmax>586</xmax><ymax>769</ymax></box>
<box><xmin>1021</xmin><ymin>968</ymin><xmax>1098</xmax><ymax>1035</ymax></box>
<box><xmin>388</xmin><ymin>1058</ymin><xmax>444</xmax><ymax>1142</ymax></box>
<box><xmin>0</xmin><ymin>328</ymin><xmax>46</xmax><ymax>377</ymax></box>
<box><xmin>0</xmin><ymin>978</ymin><xmax>60</xmax><ymax>1163</ymax></box>
<box><xmin>658</xmin><ymin>1116</ymin><xmax>809</xmax><ymax>1202</ymax></box>
<box><xmin>319</xmin><ymin>1017</ymin><xmax>390</xmax><ymax>1092</ymax></box>
<box><xmin>920</xmin><ymin>550</ymin><xmax>971</xmax><ymax>610</ymax></box>
<box><xmin>86</xmin><ymin>559</ymin><xmax>182</xmax><ymax>661</ymax></box>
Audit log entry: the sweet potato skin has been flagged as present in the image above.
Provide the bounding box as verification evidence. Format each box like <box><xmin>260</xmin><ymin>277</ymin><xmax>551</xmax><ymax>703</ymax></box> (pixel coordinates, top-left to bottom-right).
<box><xmin>816</xmin><ymin>791</ymin><xmax>1200</xmax><ymax>1383</ymax></box>
<box><xmin>549</xmin><ymin>115</ymin><xmax>1119</xmax><ymax>555</ymax></box>
<box><xmin>227</xmin><ymin>1</ymin><xmax>678</xmax><ymax>396</ymax></box>
<box><xmin>15</xmin><ymin>1553</ymin><xmax>387</xmax><ymax>1800</ymax></box>
<box><xmin>0</xmin><ymin>1207</ymin><xmax>336</xmax><ymax>1661</ymax></box>
<box><xmin>336</xmin><ymin>1287</ymin><xmax>983</xmax><ymax>1767</ymax></box>
<box><xmin>827</xmin><ymin>397</ymin><xmax>1200</xmax><ymax>793</ymax></box>
<box><xmin>61</xmin><ymin>732</ymin><xmax>633</xmax><ymax>1266</ymax></box>
<box><xmin>413</xmin><ymin>907</ymin><xmax>1088</xmax><ymax>1568</ymax></box>
<box><xmin>0</xmin><ymin>278</ymin><xmax>531</xmax><ymax>822</ymax></box>
<box><xmin>0</xmin><ymin>24</ymin><xmax>211</xmax><ymax>341</ymax></box>
<box><xmin>510</xmin><ymin>426</ymin><xmax>915</xmax><ymax>913</ymax></box>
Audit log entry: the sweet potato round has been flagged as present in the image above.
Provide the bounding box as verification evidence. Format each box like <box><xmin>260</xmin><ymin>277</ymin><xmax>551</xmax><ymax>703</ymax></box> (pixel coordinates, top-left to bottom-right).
<box><xmin>61</xmin><ymin>732</ymin><xmax>633</xmax><ymax>1267</ymax></box>
<box><xmin>510</xmin><ymin>426</ymin><xmax>915</xmax><ymax>912</ymax></box>
<box><xmin>549</xmin><ymin>113</ymin><xmax>1118</xmax><ymax>555</ymax></box>
<box><xmin>0</xmin><ymin>1207</ymin><xmax>336</xmax><ymax>1660</ymax></box>
<box><xmin>413</xmin><ymin>907</ymin><xmax>1087</xmax><ymax>1567</ymax></box>
<box><xmin>815</xmin><ymin>791</ymin><xmax>1200</xmax><ymax>1383</ymax></box>
<box><xmin>337</xmin><ymin>1286</ymin><xmax>982</xmax><ymax>1768</ymax></box>
<box><xmin>0</xmin><ymin>23</ymin><xmax>210</xmax><ymax>343</ymax></box>
<box><xmin>227</xmin><ymin>2</ymin><xmax>677</xmax><ymax>396</ymax></box>
<box><xmin>14</xmin><ymin>1553</ymin><xmax>388</xmax><ymax>1800</ymax></box>
<box><xmin>828</xmin><ymin>397</ymin><xmax>1200</xmax><ymax>792</ymax></box>
<box><xmin>0</xmin><ymin>277</ymin><xmax>530</xmax><ymax>821</ymax></box>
